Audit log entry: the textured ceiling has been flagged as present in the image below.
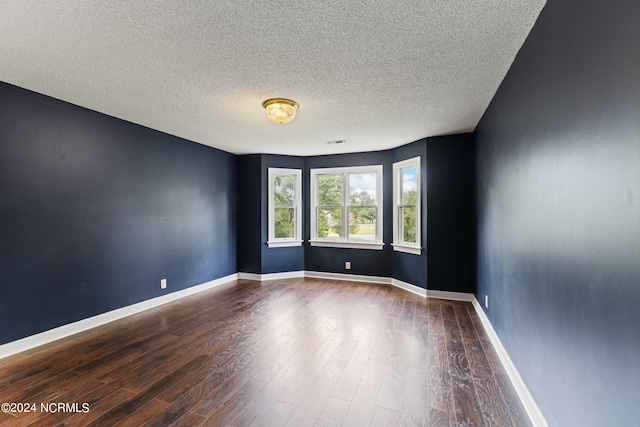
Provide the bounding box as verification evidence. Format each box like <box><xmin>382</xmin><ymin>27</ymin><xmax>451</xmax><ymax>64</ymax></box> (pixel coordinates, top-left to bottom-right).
<box><xmin>0</xmin><ymin>1</ymin><xmax>546</xmax><ymax>156</ymax></box>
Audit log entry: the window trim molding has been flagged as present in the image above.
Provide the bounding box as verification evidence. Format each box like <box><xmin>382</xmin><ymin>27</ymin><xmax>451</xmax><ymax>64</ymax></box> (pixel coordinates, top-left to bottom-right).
<box><xmin>267</xmin><ymin>167</ymin><xmax>303</xmax><ymax>248</ymax></box>
<box><xmin>309</xmin><ymin>240</ymin><xmax>384</xmax><ymax>250</ymax></box>
<box><xmin>310</xmin><ymin>164</ymin><xmax>384</xmax><ymax>250</ymax></box>
<box><xmin>392</xmin><ymin>156</ymin><xmax>422</xmax><ymax>255</ymax></box>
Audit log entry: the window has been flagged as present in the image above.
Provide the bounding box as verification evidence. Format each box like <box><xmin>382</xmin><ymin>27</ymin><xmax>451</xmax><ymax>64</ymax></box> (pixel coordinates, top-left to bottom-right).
<box><xmin>310</xmin><ymin>165</ymin><xmax>383</xmax><ymax>250</ymax></box>
<box><xmin>392</xmin><ymin>157</ymin><xmax>421</xmax><ymax>254</ymax></box>
<box><xmin>268</xmin><ymin>168</ymin><xmax>302</xmax><ymax>248</ymax></box>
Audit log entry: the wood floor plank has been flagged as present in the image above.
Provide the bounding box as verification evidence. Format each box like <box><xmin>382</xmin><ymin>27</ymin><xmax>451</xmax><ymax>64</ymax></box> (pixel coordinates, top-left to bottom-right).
<box><xmin>342</xmin><ymin>358</ymin><xmax>387</xmax><ymax>426</ymax></box>
<box><xmin>168</xmin><ymin>411</ymin><xmax>206</xmax><ymax>427</ymax></box>
<box><xmin>0</xmin><ymin>412</ymin><xmax>16</xmax><ymax>425</ymax></box>
<box><xmin>153</xmin><ymin>327</ymin><xmax>278</xmax><ymax>406</ymax></box>
<box><xmin>252</xmin><ymin>335</ymin><xmax>322</xmax><ymax>383</ymax></box>
<box><xmin>199</xmin><ymin>379</ymin><xmax>267</xmax><ymax>426</ymax></box>
<box><xmin>284</xmin><ymin>343</ymin><xmax>355</xmax><ymax>426</ymax></box>
<box><xmin>0</xmin><ymin>278</ymin><xmax>532</xmax><ymax>426</ymax></box>
<box><xmin>71</xmin><ymin>332</ymin><xmax>180</xmax><ymax>379</ymax></box>
<box><xmin>249</xmin><ymin>401</ymin><xmax>296</xmax><ymax>427</ymax></box>
<box><xmin>314</xmin><ymin>396</ymin><xmax>351</xmax><ymax>427</ymax></box>
<box><xmin>375</xmin><ymin>343</ymin><xmax>408</xmax><ymax>411</ymax></box>
<box><xmin>465</xmin><ymin>305</ymin><xmax>533</xmax><ymax>427</ymax></box>
<box><xmin>89</xmin><ymin>355</ymin><xmax>212</xmax><ymax>426</ymax></box>
<box><xmin>3</xmin><ymin>369</ymin><xmax>80</xmax><ymax>403</ymax></box>
<box><xmin>277</xmin><ymin>331</ymin><xmax>344</xmax><ymax>405</ymax></box>
<box><xmin>112</xmin><ymin>398</ymin><xmax>169</xmax><ymax>427</ymax></box>
<box><xmin>95</xmin><ymin>340</ymin><xmax>186</xmax><ymax>384</ymax></box>
<box><xmin>442</xmin><ymin>301</ymin><xmax>486</xmax><ymax>426</ymax></box>
<box><xmin>169</xmin><ymin>334</ymin><xmax>291</xmax><ymax>419</ymax></box>
<box><xmin>116</xmin><ymin>351</ymin><xmax>203</xmax><ymax>394</ymax></box>
<box><xmin>330</xmin><ymin>328</ymin><xmax>378</xmax><ymax>400</ymax></box>
<box><xmin>454</xmin><ymin>302</ymin><xmax>515</xmax><ymax>427</ymax></box>
<box><xmin>427</xmin><ymin>298</ymin><xmax>455</xmax><ymax>426</ymax></box>
<box><xmin>322</xmin><ymin>295</ymin><xmax>371</xmax><ymax>348</ymax></box>
<box><xmin>370</xmin><ymin>406</ymin><xmax>402</xmax><ymax>427</ymax></box>
<box><xmin>399</xmin><ymin>365</ymin><xmax>429</xmax><ymax>425</ymax></box>
<box><xmin>369</xmin><ymin>327</ymin><xmax>395</xmax><ymax>362</ymax></box>
<box><xmin>237</xmin><ymin>334</ymin><xmax>331</xmax><ymax>423</ymax></box>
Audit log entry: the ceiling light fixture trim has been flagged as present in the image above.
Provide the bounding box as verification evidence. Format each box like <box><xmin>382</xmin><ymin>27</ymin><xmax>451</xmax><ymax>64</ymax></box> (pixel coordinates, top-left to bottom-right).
<box><xmin>262</xmin><ymin>98</ymin><xmax>298</xmax><ymax>124</ymax></box>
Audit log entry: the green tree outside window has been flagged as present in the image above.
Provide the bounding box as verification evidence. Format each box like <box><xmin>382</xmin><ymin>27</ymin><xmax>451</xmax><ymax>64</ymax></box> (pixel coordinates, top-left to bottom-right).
<box><xmin>274</xmin><ymin>175</ymin><xmax>296</xmax><ymax>238</ymax></box>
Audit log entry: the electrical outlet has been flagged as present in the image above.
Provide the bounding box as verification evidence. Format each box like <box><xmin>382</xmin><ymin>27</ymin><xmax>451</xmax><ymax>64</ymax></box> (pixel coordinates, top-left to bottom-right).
<box><xmin>161</xmin><ymin>278</ymin><xmax>167</xmax><ymax>289</ymax></box>
<box><xmin>345</xmin><ymin>261</ymin><xmax>351</xmax><ymax>270</ymax></box>
<box><xmin>485</xmin><ymin>295</ymin><xmax>489</xmax><ymax>308</ymax></box>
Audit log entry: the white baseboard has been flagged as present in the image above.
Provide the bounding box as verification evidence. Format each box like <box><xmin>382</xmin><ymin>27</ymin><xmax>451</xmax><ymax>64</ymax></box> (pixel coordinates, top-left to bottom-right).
<box><xmin>239</xmin><ymin>271</ymin><xmax>430</xmax><ymax>300</ymax></box>
<box><xmin>238</xmin><ymin>271</ymin><xmax>425</xmax><ymax>298</ymax></box>
<box><xmin>470</xmin><ymin>297</ymin><xmax>548</xmax><ymax>427</ymax></box>
<box><xmin>426</xmin><ymin>288</ymin><xmax>475</xmax><ymax>302</ymax></box>
<box><xmin>391</xmin><ymin>278</ymin><xmax>427</xmax><ymax>297</ymax></box>
<box><xmin>237</xmin><ymin>271</ymin><xmax>304</xmax><ymax>281</ymax></box>
<box><xmin>304</xmin><ymin>270</ymin><xmax>390</xmax><ymax>284</ymax></box>
<box><xmin>0</xmin><ymin>273</ymin><xmax>238</xmax><ymax>360</ymax></box>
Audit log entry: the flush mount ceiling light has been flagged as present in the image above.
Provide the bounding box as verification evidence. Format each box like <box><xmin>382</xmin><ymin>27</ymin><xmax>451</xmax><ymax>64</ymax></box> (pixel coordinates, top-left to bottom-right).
<box><xmin>262</xmin><ymin>98</ymin><xmax>298</xmax><ymax>124</ymax></box>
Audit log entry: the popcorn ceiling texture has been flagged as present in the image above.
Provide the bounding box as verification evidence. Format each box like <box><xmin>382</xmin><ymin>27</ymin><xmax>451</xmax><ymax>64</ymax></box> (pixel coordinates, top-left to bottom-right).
<box><xmin>0</xmin><ymin>1</ymin><xmax>546</xmax><ymax>156</ymax></box>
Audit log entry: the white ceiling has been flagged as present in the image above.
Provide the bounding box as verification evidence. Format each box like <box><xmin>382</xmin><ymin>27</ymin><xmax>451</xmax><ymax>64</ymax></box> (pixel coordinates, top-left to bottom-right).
<box><xmin>0</xmin><ymin>1</ymin><xmax>546</xmax><ymax>156</ymax></box>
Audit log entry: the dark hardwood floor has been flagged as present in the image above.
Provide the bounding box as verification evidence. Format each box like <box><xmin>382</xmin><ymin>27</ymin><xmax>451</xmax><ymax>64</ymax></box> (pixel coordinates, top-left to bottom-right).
<box><xmin>0</xmin><ymin>278</ymin><xmax>531</xmax><ymax>426</ymax></box>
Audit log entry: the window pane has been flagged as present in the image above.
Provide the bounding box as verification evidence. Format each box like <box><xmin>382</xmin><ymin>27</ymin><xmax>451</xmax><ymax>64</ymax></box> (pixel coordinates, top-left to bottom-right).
<box><xmin>318</xmin><ymin>175</ymin><xmax>343</xmax><ymax>206</ymax></box>
<box><xmin>349</xmin><ymin>173</ymin><xmax>377</xmax><ymax>205</ymax></box>
<box><xmin>349</xmin><ymin>208</ymin><xmax>376</xmax><ymax>241</ymax></box>
<box><xmin>274</xmin><ymin>175</ymin><xmax>295</xmax><ymax>207</ymax></box>
<box><xmin>402</xmin><ymin>206</ymin><xmax>417</xmax><ymax>243</ymax></box>
<box><xmin>317</xmin><ymin>207</ymin><xmax>342</xmax><ymax>238</ymax></box>
<box><xmin>401</xmin><ymin>167</ymin><xmax>418</xmax><ymax>205</ymax></box>
<box><xmin>274</xmin><ymin>207</ymin><xmax>295</xmax><ymax>238</ymax></box>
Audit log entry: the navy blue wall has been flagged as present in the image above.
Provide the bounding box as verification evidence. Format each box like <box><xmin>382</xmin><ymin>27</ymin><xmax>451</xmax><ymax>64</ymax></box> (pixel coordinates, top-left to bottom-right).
<box><xmin>427</xmin><ymin>134</ymin><xmax>475</xmax><ymax>292</ymax></box>
<box><xmin>304</xmin><ymin>151</ymin><xmax>393</xmax><ymax>278</ymax></box>
<box><xmin>392</xmin><ymin>139</ymin><xmax>428</xmax><ymax>288</ymax></box>
<box><xmin>0</xmin><ymin>82</ymin><xmax>237</xmax><ymax>346</ymax></box>
<box><xmin>475</xmin><ymin>0</ymin><xmax>640</xmax><ymax>425</ymax></box>
<box><xmin>236</xmin><ymin>155</ymin><xmax>262</xmax><ymax>274</ymax></box>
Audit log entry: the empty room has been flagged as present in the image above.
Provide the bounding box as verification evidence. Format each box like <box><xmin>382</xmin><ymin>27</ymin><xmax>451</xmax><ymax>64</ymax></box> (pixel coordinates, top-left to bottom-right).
<box><xmin>1</xmin><ymin>0</ymin><xmax>638</xmax><ymax>426</ymax></box>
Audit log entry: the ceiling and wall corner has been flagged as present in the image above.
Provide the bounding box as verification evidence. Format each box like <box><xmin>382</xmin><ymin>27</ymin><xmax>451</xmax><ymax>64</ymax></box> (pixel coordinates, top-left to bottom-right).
<box><xmin>0</xmin><ymin>0</ymin><xmax>546</xmax><ymax>157</ymax></box>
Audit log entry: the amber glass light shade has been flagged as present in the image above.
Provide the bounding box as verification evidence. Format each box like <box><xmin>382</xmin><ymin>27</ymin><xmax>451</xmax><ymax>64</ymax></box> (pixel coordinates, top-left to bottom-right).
<box><xmin>262</xmin><ymin>98</ymin><xmax>298</xmax><ymax>124</ymax></box>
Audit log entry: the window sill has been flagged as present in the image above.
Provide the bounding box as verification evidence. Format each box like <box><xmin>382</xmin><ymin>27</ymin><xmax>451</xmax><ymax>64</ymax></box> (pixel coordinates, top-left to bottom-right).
<box><xmin>267</xmin><ymin>240</ymin><xmax>303</xmax><ymax>248</ymax></box>
<box><xmin>391</xmin><ymin>243</ymin><xmax>422</xmax><ymax>255</ymax></box>
<box><xmin>309</xmin><ymin>240</ymin><xmax>384</xmax><ymax>250</ymax></box>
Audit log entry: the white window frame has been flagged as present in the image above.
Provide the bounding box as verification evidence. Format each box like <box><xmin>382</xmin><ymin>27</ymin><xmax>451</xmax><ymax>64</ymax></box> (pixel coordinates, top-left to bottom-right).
<box><xmin>310</xmin><ymin>165</ymin><xmax>384</xmax><ymax>250</ymax></box>
<box><xmin>392</xmin><ymin>156</ymin><xmax>422</xmax><ymax>255</ymax></box>
<box><xmin>267</xmin><ymin>168</ymin><xmax>303</xmax><ymax>248</ymax></box>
